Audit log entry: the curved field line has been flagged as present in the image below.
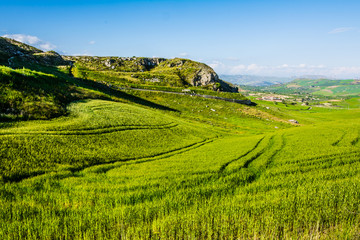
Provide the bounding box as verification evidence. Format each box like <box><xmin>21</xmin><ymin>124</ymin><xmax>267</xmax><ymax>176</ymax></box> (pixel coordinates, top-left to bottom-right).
<box><xmin>8</xmin><ymin>137</ymin><xmax>218</xmax><ymax>182</ymax></box>
<box><xmin>0</xmin><ymin>123</ymin><xmax>178</xmax><ymax>136</ymax></box>
<box><xmin>276</xmin><ymin>150</ymin><xmax>360</xmax><ymax>168</ymax></box>
<box><xmin>86</xmin><ymin>139</ymin><xmax>216</xmax><ymax>174</ymax></box>
<box><xmin>218</xmin><ymin>136</ymin><xmax>266</xmax><ymax>172</ymax></box>
<box><xmin>332</xmin><ymin>132</ymin><xmax>346</xmax><ymax>146</ymax></box>
<box><xmin>243</xmin><ymin>135</ymin><xmax>275</xmax><ymax>168</ymax></box>
<box><xmin>351</xmin><ymin>131</ymin><xmax>360</xmax><ymax>146</ymax></box>
<box><xmin>121</xmin><ymin>138</ymin><xmax>217</xmax><ymax>167</ymax></box>
<box><xmin>268</xmin><ymin>153</ymin><xmax>360</xmax><ymax>178</ymax></box>
<box><xmin>264</xmin><ymin>134</ymin><xmax>285</xmax><ymax>168</ymax></box>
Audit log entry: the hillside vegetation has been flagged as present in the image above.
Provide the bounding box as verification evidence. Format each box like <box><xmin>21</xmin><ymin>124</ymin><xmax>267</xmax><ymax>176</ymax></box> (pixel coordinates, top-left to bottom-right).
<box><xmin>1</xmin><ymin>37</ymin><xmax>360</xmax><ymax>239</ymax></box>
<box><xmin>67</xmin><ymin>56</ymin><xmax>237</xmax><ymax>92</ymax></box>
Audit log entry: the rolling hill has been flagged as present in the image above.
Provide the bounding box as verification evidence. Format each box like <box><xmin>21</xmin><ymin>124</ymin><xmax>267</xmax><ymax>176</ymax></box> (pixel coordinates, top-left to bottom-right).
<box><xmin>252</xmin><ymin>78</ymin><xmax>360</xmax><ymax>97</ymax></box>
<box><xmin>220</xmin><ymin>74</ymin><xmax>293</xmax><ymax>86</ymax></box>
<box><xmin>1</xmin><ymin>37</ymin><xmax>360</xmax><ymax>239</ymax></box>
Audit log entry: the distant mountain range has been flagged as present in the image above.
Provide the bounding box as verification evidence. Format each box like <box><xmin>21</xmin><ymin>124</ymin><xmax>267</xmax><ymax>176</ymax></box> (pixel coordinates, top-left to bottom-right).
<box><xmin>220</xmin><ymin>74</ymin><xmax>334</xmax><ymax>86</ymax></box>
<box><xmin>246</xmin><ymin>78</ymin><xmax>360</xmax><ymax>97</ymax></box>
<box><xmin>220</xmin><ymin>75</ymin><xmax>294</xmax><ymax>86</ymax></box>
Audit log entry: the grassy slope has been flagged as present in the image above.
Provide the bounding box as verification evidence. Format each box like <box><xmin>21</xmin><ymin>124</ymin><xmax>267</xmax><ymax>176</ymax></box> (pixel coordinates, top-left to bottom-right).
<box><xmin>0</xmin><ymin>103</ymin><xmax>360</xmax><ymax>239</ymax></box>
<box><xmin>1</xmin><ymin>47</ymin><xmax>360</xmax><ymax>238</ymax></box>
<box><xmin>70</xmin><ymin>57</ymin><xmax>195</xmax><ymax>88</ymax></box>
<box><xmin>70</xmin><ymin>57</ymin><xmax>236</xmax><ymax>91</ymax></box>
<box><xmin>0</xmin><ymin>99</ymin><xmax>220</xmax><ymax>182</ymax></box>
<box><xmin>0</xmin><ymin>66</ymin><xmax>110</xmax><ymax>120</ymax></box>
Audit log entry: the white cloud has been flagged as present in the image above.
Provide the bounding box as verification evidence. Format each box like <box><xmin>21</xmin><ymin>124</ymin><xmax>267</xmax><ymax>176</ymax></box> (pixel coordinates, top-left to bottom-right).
<box><xmin>207</xmin><ymin>60</ymin><xmax>360</xmax><ymax>78</ymax></box>
<box><xmin>278</xmin><ymin>64</ymin><xmax>289</xmax><ymax>68</ymax></box>
<box><xmin>328</xmin><ymin>27</ymin><xmax>354</xmax><ymax>34</ymax></box>
<box><xmin>247</xmin><ymin>64</ymin><xmax>260</xmax><ymax>71</ymax></box>
<box><xmin>89</xmin><ymin>40</ymin><xmax>96</xmax><ymax>45</ymax></box>
<box><xmin>39</xmin><ymin>43</ymin><xmax>56</xmax><ymax>51</ymax></box>
<box><xmin>179</xmin><ymin>52</ymin><xmax>189</xmax><ymax>57</ymax></box>
<box><xmin>2</xmin><ymin>34</ymin><xmax>56</xmax><ymax>51</ymax></box>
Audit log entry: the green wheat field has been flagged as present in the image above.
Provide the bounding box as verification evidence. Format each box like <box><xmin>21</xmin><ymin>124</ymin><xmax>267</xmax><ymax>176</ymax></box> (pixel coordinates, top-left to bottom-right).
<box><xmin>1</xmin><ymin>41</ymin><xmax>360</xmax><ymax>238</ymax></box>
<box><xmin>1</xmin><ymin>95</ymin><xmax>360</xmax><ymax>239</ymax></box>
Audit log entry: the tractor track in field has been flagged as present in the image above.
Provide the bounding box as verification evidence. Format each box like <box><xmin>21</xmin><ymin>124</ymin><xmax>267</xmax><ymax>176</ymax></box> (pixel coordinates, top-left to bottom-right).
<box><xmin>114</xmin><ymin>138</ymin><xmax>217</xmax><ymax>169</ymax></box>
<box><xmin>218</xmin><ymin>134</ymin><xmax>285</xmax><ymax>174</ymax></box>
<box><xmin>218</xmin><ymin>136</ymin><xmax>266</xmax><ymax>172</ymax></box>
<box><xmin>350</xmin><ymin>131</ymin><xmax>360</xmax><ymax>146</ymax></box>
<box><xmin>276</xmin><ymin>150</ymin><xmax>360</xmax><ymax>168</ymax></box>
<box><xmin>264</xmin><ymin>134</ymin><xmax>285</xmax><ymax>169</ymax></box>
<box><xmin>268</xmin><ymin>151</ymin><xmax>360</xmax><ymax>178</ymax></box>
<box><xmin>332</xmin><ymin>132</ymin><xmax>346</xmax><ymax>146</ymax></box>
<box><xmin>0</xmin><ymin>123</ymin><xmax>178</xmax><ymax>136</ymax></box>
<box><xmin>242</xmin><ymin>135</ymin><xmax>275</xmax><ymax>169</ymax></box>
<box><xmin>2</xmin><ymin>137</ymin><xmax>217</xmax><ymax>183</ymax></box>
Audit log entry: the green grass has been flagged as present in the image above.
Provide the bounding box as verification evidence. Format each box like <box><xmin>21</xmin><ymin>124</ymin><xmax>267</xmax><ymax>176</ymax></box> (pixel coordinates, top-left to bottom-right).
<box><xmin>122</xmin><ymin>89</ymin><xmax>294</xmax><ymax>134</ymax></box>
<box><xmin>0</xmin><ymin>99</ymin><xmax>220</xmax><ymax>182</ymax></box>
<box><xmin>1</xmin><ymin>108</ymin><xmax>360</xmax><ymax>239</ymax></box>
<box><xmin>0</xmin><ymin>66</ymin><xmax>111</xmax><ymax>120</ymax></box>
<box><xmin>1</xmin><ymin>55</ymin><xmax>360</xmax><ymax>238</ymax></box>
<box><xmin>0</xmin><ymin>94</ymin><xmax>360</xmax><ymax>239</ymax></box>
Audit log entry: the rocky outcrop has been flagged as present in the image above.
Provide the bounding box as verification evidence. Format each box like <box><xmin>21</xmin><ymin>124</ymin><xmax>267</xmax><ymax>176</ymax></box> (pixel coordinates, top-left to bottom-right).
<box><xmin>192</xmin><ymin>68</ymin><xmax>219</xmax><ymax>87</ymax></box>
<box><xmin>0</xmin><ymin>37</ymin><xmax>237</xmax><ymax>92</ymax></box>
<box><xmin>33</xmin><ymin>51</ymin><xmax>70</xmax><ymax>66</ymax></box>
<box><xmin>64</xmin><ymin>56</ymin><xmax>238</xmax><ymax>92</ymax></box>
<box><xmin>0</xmin><ymin>37</ymin><xmax>42</xmax><ymax>56</ymax></box>
<box><xmin>0</xmin><ymin>37</ymin><xmax>70</xmax><ymax>66</ymax></box>
<box><xmin>63</xmin><ymin>56</ymin><xmax>167</xmax><ymax>72</ymax></box>
<box><xmin>158</xmin><ymin>58</ymin><xmax>238</xmax><ymax>92</ymax></box>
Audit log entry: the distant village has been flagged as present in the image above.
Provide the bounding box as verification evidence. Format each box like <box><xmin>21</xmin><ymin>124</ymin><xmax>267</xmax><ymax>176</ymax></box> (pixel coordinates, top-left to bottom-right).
<box><xmin>244</xmin><ymin>92</ymin><xmax>326</xmax><ymax>106</ymax></box>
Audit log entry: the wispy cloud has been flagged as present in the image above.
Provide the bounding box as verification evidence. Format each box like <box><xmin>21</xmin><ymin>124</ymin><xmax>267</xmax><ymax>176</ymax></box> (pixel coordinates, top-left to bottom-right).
<box><xmin>39</xmin><ymin>43</ymin><xmax>56</xmax><ymax>51</ymax></box>
<box><xmin>208</xmin><ymin>61</ymin><xmax>360</xmax><ymax>78</ymax></box>
<box><xmin>89</xmin><ymin>40</ymin><xmax>96</xmax><ymax>45</ymax></box>
<box><xmin>179</xmin><ymin>52</ymin><xmax>189</xmax><ymax>57</ymax></box>
<box><xmin>328</xmin><ymin>27</ymin><xmax>354</xmax><ymax>34</ymax></box>
<box><xmin>2</xmin><ymin>34</ymin><xmax>56</xmax><ymax>51</ymax></box>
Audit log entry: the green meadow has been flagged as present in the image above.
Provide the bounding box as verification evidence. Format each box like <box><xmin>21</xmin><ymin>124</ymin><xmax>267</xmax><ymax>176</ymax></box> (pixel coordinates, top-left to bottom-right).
<box><xmin>1</xmin><ymin>40</ymin><xmax>360</xmax><ymax>238</ymax></box>
<box><xmin>1</xmin><ymin>93</ymin><xmax>360</xmax><ymax>238</ymax></box>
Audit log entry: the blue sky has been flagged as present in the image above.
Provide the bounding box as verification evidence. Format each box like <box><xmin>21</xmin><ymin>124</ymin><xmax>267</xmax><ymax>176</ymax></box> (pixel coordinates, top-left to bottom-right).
<box><xmin>1</xmin><ymin>0</ymin><xmax>360</xmax><ymax>78</ymax></box>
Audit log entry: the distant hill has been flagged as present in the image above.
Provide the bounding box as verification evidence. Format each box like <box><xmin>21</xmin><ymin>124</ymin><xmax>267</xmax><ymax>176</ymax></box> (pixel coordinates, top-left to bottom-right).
<box><xmin>254</xmin><ymin>78</ymin><xmax>360</xmax><ymax>97</ymax></box>
<box><xmin>220</xmin><ymin>74</ymin><xmax>293</xmax><ymax>86</ymax></box>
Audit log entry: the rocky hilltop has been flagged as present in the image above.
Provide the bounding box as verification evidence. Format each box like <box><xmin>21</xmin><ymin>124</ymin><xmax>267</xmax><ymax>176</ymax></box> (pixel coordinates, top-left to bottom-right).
<box><xmin>0</xmin><ymin>37</ymin><xmax>69</xmax><ymax>66</ymax></box>
<box><xmin>65</xmin><ymin>56</ymin><xmax>237</xmax><ymax>92</ymax></box>
<box><xmin>0</xmin><ymin>37</ymin><xmax>237</xmax><ymax>92</ymax></box>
